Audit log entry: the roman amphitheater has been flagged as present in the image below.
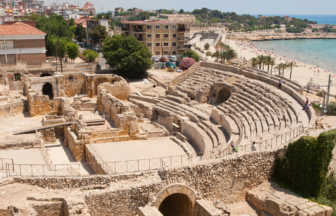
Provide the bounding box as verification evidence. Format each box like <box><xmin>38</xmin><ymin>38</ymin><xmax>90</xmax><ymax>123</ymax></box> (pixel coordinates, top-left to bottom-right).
<box><xmin>0</xmin><ymin>61</ymin><xmax>334</xmax><ymax>216</ymax></box>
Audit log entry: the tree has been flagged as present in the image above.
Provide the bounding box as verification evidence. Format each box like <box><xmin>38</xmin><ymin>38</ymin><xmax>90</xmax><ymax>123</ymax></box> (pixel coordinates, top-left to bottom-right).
<box><xmin>287</xmin><ymin>62</ymin><xmax>297</xmax><ymax>79</ymax></box>
<box><xmin>257</xmin><ymin>55</ymin><xmax>265</xmax><ymax>70</ymax></box>
<box><xmin>29</xmin><ymin>12</ymin><xmax>40</xmax><ymax>21</ymax></box>
<box><xmin>102</xmin><ymin>35</ymin><xmax>152</xmax><ymax>77</ymax></box>
<box><xmin>47</xmin><ymin>35</ymin><xmax>71</xmax><ymax>60</ymax></box>
<box><xmin>69</xmin><ymin>18</ymin><xmax>75</xmax><ymax>27</ymax></box>
<box><xmin>66</xmin><ymin>43</ymin><xmax>79</xmax><ymax>62</ymax></box>
<box><xmin>264</xmin><ymin>55</ymin><xmax>274</xmax><ymax>72</ymax></box>
<box><xmin>179</xmin><ymin>57</ymin><xmax>196</xmax><ymax>70</ymax></box>
<box><xmin>212</xmin><ymin>51</ymin><xmax>220</xmax><ymax>62</ymax></box>
<box><xmin>251</xmin><ymin>57</ymin><xmax>258</xmax><ymax>68</ymax></box>
<box><xmin>83</xmin><ymin>50</ymin><xmax>98</xmax><ymax>62</ymax></box>
<box><xmin>181</xmin><ymin>49</ymin><xmax>200</xmax><ymax>62</ymax></box>
<box><xmin>138</xmin><ymin>12</ymin><xmax>150</xmax><ymax>20</ymax></box>
<box><xmin>206</xmin><ymin>51</ymin><xmax>212</xmax><ymax>58</ymax></box>
<box><xmin>179</xmin><ymin>9</ymin><xmax>185</xmax><ymax>14</ymax></box>
<box><xmin>89</xmin><ymin>25</ymin><xmax>108</xmax><ymax>45</ymax></box>
<box><xmin>75</xmin><ymin>24</ymin><xmax>86</xmax><ymax>42</ymax></box>
<box><xmin>204</xmin><ymin>43</ymin><xmax>210</xmax><ymax>50</ymax></box>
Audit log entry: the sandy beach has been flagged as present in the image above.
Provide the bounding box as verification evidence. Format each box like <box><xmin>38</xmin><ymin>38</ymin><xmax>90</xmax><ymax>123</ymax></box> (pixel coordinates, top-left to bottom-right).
<box><xmin>225</xmin><ymin>38</ymin><xmax>336</xmax><ymax>96</ymax></box>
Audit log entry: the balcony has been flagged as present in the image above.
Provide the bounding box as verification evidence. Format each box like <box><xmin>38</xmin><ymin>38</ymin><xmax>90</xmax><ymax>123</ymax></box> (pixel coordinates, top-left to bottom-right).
<box><xmin>133</xmin><ymin>28</ymin><xmax>146</xmax><ymax>32</ymax></box>
<box><xmin>122</xmin><ymin>27</ymin><xmax>130</xmax><ymax>31</ymax></box>
<box><xmin>136</xmin><ymin>38</ymin><xmax>146</xmax><ymax>43</ymax></box>
<box><xmin>178</xmin><ymin>37</ymin><xmax>186</xmax><ymax>41</ymax></box>
<box><xmin>178</xmin><ymin>27</ymin><xmax>190</xmax><ymax>32</ymax></box>
<box><xmin>178</xmin><ymin>46</ymin><xmax>188</xmax><ymax>50</ymax></box>
<box><xmin>154</xmin><ymin>37</ymin><xmax>161</xmax><ymax>41</ymax></box>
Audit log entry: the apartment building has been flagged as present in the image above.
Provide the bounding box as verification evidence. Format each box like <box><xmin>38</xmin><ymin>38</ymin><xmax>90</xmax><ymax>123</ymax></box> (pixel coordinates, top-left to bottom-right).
<box><xmin>0</xmin><ymin>22</ymin><xmax>46</xmax><ymax>65</ymax></box>
<box><xmin>121</xmin><ymin>21</ymin><xmax>189</xmax><ymax>57</ymax></box>
<box><xmin>86</xmin><ymin>19</ymin><xmax>108</xmax><ymax>47</ymax></box>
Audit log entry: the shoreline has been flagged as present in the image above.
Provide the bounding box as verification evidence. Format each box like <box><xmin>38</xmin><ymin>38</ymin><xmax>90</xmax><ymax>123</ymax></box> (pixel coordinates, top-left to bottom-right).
<box><xmin>225</xmin><ymin>38</ymin><xmax>336</xmax><ymax>95</ymax></box>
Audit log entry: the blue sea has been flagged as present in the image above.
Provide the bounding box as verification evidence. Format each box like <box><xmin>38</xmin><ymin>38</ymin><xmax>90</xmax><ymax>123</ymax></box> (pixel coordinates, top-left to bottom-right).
<box><xmin>251</xmin><ymin>15</ymin><xmax>336</xmax><ymax>73</ymax></box>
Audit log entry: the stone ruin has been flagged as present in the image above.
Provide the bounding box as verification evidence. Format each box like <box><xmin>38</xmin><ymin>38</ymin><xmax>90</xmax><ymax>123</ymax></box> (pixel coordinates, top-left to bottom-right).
<box><xmin>0</xmin><ymin>63</ymin><xmax>331</xmax><ymax>216</ymax></box>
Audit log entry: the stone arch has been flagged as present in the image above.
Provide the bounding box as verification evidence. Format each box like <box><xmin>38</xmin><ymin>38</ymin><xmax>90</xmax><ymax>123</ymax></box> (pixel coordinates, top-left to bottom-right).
<box><xmin>216</xmin><ymin>86</ymin><xmax>231</xmax><ymax>103</ymax></box>
<box><xmin>42</xmin><ymin>82</ymin><xmax>53</xmax><ymax>100</ymax></box>
<box><xmin>155</xmin><ymin>184</ymin><xmax>196</xmax><ymax>211</ymax></box>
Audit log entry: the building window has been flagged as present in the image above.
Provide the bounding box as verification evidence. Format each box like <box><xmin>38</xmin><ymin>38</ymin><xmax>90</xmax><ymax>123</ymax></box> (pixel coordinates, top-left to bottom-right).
<box><xmin>163</xmin><ymin>42</ymin><xmax>169</xmax><ymax>47</ymax></box>
<box><xmin>163</xmin><ymin>25</ymin><xmax>169</xmax><ymax>29</ymax></box>
<box><xmin>172</xmin><ymin>25</ymin><xmax>177</xmax><ymax>29</ymax></box>
<box><xmin>163</xmin><ymin>51</ymin><xmax>169</xmax><ymax>55</ymax></box>
<box><xmin>155</xmin><ymin>43</ymin><xmax>160</xmax><ymax>47</ymax></box>
<box><xmin>147</xmin><ymin>34</ymin><xmax>152</xmax><ymax>38</ymax></box>
<box><xmin>155</xmin><ymin>25</ymin><xmax>160</xmax><ymax>30</ymax></box>
<box><xmin>164</xmin><ymin>33</ymin><xmax>169</xmax><ymax>38</ymax></box>
<box><xmin>155</xmin><ymin>34</ymin><xmax>160</xmax><ymax>38</ymax></box>
<box><xmin>172</xmin><ymin>50</ymin><xmax>177</xmax><ymax>55</ymax></box>
<box><xmin>172</xmin><ymin>42</ymin><xmax>177</xmax><ymax>47</ymax></box>
<box><xmin>155</xmin><ymin>51</ymin><xmax>160</xmax><ymax>55</ymax></box>
<box><xmin>147</xmin><ymin>43</ymin><xmax>152</xmax><ymax>47</ymax></box>
<box><xmin>147</xmin><ymin>25</ymin><xmax>152</xmax><ymax>30</ymax></box>
<box><xmin>172</xmin><ymin>33</ymin><xmax>177</xmax><ymax>38</ymax></box>
<box><xmin>5</xmin><ymin>40</ymin><xmax>14</xmax><ymax>49</ymax></box>
<box><xmin>0</xmin><ymin>41</ymin><xmax>4</xmax><ymax>49</ymax></box>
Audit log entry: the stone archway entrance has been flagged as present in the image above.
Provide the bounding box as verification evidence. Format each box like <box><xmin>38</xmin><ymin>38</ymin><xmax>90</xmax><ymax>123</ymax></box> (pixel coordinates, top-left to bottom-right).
<box><xmin>216</xmin><ymin>86</ymin><xmax>231</xmax><ymax>103</ymax></box>
<box><xmin>159</xmin><ymin>193</ymin><xmax>193</xmax><ymax>216</ymax></box>
<box><xmin>154</xmin><ymin>184</ymin><xmax>196</xmax><ymax>216</ymax></box>
<box><xmin>42</xmin><ymin>82</ymin><xmax>53</xmax><ymax>100</ymax></box>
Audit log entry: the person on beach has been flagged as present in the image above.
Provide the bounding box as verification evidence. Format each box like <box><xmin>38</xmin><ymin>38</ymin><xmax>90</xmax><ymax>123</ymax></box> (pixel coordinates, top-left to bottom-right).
<box><xmin>279</xmin><ymin>80</ymin><xmax>283</xmax><ymax>89</ymax></box>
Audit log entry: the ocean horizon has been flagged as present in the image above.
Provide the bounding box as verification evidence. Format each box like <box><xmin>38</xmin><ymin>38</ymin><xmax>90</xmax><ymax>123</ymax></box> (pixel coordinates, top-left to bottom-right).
<box><xmin>249</xmin><ymin>14</ymin><xmax>336</xmax><ymax>25</ymax></box>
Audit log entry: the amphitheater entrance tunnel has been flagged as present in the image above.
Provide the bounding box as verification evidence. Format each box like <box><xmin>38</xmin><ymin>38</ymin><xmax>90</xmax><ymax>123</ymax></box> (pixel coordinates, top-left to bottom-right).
<box><xmin>158</xmin><ymin>193</ymin><xmax>193</xmax><ymax>216</ymax></box>
<box><xmin>216</xmin><ymin>86</ymin><xmax>231</xmax><ymax>103</ymax></box>
<box><xmin>42</xmin><ymin>82</ymin><xmax>53</xmax><ymax>100</ymax></box>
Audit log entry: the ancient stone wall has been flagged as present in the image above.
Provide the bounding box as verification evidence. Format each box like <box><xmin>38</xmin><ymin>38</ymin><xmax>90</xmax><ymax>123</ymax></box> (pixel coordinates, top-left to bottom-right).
<box><xmin>100</xmin><ymin>80</ymin><xmax>130</xmax><ymax>100</ymax></box>
<box><xmin>7</xmin><ymin>72</ymin><xmax>24</xmax><ymax>91</ymax></box>
<box><xmin>0</xmin><ymin>100</ymin><xmax>26</xmax><ymax>117</ymax></box>
<box><xmin>63</xmin><ymin>73</ymin><xmax>86</xmax><ymax>97</ymax></box>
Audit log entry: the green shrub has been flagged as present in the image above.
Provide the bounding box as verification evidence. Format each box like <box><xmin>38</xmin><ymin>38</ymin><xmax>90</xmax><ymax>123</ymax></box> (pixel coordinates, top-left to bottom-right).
<box><xmin>85</xmin><ymin>50</ymin><xmax>98</xmax><ymax>62</ymax></box>
<box><xmin>273</xmin><ymin>129</ymin><xmax>335</xmax><ymax>197</ymax></box>
<box><xmin>82</xmin><ymin>49</ymin><xmax>91</xmax><ymax>56</ymax></box>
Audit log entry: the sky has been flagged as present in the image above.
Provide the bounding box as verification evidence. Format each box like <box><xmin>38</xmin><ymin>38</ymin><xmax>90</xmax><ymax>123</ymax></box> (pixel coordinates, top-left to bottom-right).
<box><xmin>52</xmin><ymin>0</ymin><xmax>336</xmax><ymax>15</ymax></box>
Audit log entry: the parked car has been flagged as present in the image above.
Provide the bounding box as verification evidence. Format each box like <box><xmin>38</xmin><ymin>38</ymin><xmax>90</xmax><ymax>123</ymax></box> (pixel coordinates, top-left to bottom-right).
<box><xmin>169</xmin><ymin>56</ymin><xmax>177</xmax><ymax>62</ymax></box>
<box><xmin>159</xmin><ymin>56</ymin><xmax>168</xmax><ymax>62</ymax></box>
<box><xmin>152</xmin><ymin>56</ymin><xmax>159</xmax><ymax>62</ymax></box>
<box><xmin>165</xmin><ymin>61</ymin><xmax>176</xmax><ymax>68</ymax></box>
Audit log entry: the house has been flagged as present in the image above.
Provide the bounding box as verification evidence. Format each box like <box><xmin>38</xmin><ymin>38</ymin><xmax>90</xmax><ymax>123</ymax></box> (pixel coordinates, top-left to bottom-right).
<box><xmin>284</xmin><ymin>15</ymin><xmax>292</xmax><ymax>22</ymax></box>
<box><xmin>121</xmin><ymin>20</ymin><xmax>189</xmax><ymax>57</ymax></box>
<box><xmin>258</xmin><ymin>15</ymin><xmax>268</xmax><ymax>20</ymax></box>
<box><xmin>134</xmin><ymin>9</ymin><xmax>143</xmax><ymax>15</ymax></box>
<box><xmin>0</xmin><ymin>22</ymin><xmax>47</xmax><ymax>65</ymax></box>
<box><xmin>79</xmin><ymin>2</ymin><xmax>95</xmax><ymax>16</ymax></box>
<box><xmin>86</xmin><ymin>19</ymin><xmax>108</xmax><ymax>47</ymax></box>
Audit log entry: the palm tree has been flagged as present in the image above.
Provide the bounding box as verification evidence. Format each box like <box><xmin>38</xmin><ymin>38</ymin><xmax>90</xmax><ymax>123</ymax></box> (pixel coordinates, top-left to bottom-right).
<box><xmin>212</xmin><ymin>51</ymin><xmax>220</xmax><ymax>62</ymax></box>
<box><xmin>270</xmin><ymin>59</ymin><xmax>275</xmax><ymax>73</ymax></box>
<box><xmin>251</xmin><ymin>57</ymin><xmax>258</xmax><ymax>68</ymax></box>
<box><xmin>287</xmin><ymin>62</ymin><xmax>297</xmax><ymax>80</ymax></box>
<box><xmin>226</xmin><ymin>49</ymin><xmax>237</xmax><ymax>62</ymax></box>
<box><xmin>264</xmin><ymin>55</ymin><xmax>275</xmax><ymax>73</ymax></box>
<box><xmin>257</xmin><ymin>55</ymin><xmax>265</xmax><ymax>70</ymax></box>
<box><xmin>274</xmin><ymin>63</ymin><xmax>287</xmax><ymax>76</ymax></box>
<box><xmin>220</xmin><ymin>51</ymin><xmax>228</xmax><ymax>63</ymax></box>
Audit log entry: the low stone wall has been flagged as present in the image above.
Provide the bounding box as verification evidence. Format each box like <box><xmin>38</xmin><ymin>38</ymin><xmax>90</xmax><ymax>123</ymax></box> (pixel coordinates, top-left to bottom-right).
<box><xmin>0</xmin><ymin>100</ymin><xmax>26</xmax><ymax>117</ymax></box>
<box><xmin>85</xmin><ymin>145</ymin><xmax>109</xmax><ymax>175</ymax></box>
<box><xmin>181</xmin><ymin>120</ymin><xmax>206</xmax><ymax>153</ymax></box>
<box><xmin>168</xmin><ymin>62</ymin><xmax>201</xmax><ymax>86</ymax></box>
<box><xmin>0</xmin><ymin>139</ymin><xmax>41</xmax><ymax>150</ymax></box>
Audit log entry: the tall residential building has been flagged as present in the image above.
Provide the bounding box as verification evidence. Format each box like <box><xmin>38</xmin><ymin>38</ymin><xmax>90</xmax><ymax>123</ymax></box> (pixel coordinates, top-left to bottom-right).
<box><xmin>121</xmin><ymin>21</ymin><xmax>189</xmax><ymax>57</ymax></box>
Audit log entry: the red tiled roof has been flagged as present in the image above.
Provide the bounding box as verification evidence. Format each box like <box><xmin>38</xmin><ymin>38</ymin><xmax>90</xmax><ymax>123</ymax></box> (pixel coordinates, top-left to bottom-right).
<box><xmin>122</xmin><ymin>21</ymin><xmax>185</xmax><ymax>24</ymax></box>
<box><xmin>0</xmin><ymin>22</ymin><xmax>46</xmax><ymax>36</ymax></box>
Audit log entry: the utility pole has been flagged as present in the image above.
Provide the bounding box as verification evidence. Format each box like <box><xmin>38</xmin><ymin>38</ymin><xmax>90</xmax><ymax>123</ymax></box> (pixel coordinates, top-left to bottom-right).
<box><xmin>57</xmin><ymin>34</ymin><xmax>63</xmax><ymax>73</ymax></box>
<box><xmin>327</xmin><ymin>74</ymin><xmax>331</xmax><ymax>109</ymax></box>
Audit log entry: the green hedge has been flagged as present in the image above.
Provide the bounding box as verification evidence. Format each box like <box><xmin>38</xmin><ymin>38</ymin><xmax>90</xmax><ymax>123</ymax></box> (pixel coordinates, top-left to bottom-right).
<box><xmin>273</xmin><ymin>129</ymin><xmax>336</xmax><ymax>197</ymax></box>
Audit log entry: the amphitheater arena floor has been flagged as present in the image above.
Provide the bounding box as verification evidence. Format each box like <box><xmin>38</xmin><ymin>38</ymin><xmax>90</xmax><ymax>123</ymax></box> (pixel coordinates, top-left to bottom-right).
<box><xmin>90</xmin><ymin>137</ymin><xmax>187</xmax><ymax>162</ymax></box>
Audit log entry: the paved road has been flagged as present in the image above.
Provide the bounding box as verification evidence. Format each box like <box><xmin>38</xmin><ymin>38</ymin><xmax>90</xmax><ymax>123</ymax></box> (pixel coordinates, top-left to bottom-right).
<box><xmin>79</xmin><ymin>47</ymin><xmax>106</xmax><ymax>69</ymax></box>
